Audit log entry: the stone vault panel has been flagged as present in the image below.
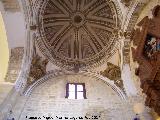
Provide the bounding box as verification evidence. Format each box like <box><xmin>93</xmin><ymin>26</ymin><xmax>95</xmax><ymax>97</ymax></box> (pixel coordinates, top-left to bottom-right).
<box><xmin>37</xmin><ymin>0</ymin><xmax>119</xmax><ymax>70</ymax></box>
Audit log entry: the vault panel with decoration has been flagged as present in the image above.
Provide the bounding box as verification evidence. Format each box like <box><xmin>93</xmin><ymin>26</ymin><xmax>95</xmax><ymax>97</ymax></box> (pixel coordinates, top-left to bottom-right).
<box><xmin>37</xmin><ymin>0</ymin><xmax>119</xmax><ymax>70</ymax></box>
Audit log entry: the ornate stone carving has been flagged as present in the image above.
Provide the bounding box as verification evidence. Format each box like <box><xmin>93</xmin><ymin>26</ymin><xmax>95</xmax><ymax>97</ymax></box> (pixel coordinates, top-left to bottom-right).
<box><xmin>5</xmin><ymin>47</ymin><xmax>24</xmax><ymax>83</ymax></box>
<box><xmin>27</xmin><ymin>54</ymin><xmax>48</xmax><ymax>85</ymax></box>
<box><xmin>131</xmin><ymin>28</ymin><xmax>142</xmax><ymax>46</ymax></box>
<box><xmin>132</xmin><ymin>5</ymin><xmax>160</xmax><ymax>116</ymax></box>
<box><xmin>121</xmin><ymin>0</ymin><xmax>132</xmax><ymax>7</ymax></box>
<box><xmin>123</xmin><ymin>40</ymin><xmax>130</xmax><ymax>64</ymax></box>
<box><xmin>36</xmin><ymin>0</ymin><xmax>119</xmax><ymax>70</ymax></box>
<box><xmin>30</xmin><ymin>25</ymin><xmax>37</xmax><ymax>31</ymax></box>
<box><xmin>100</xmin><ymin>62</ymin><xmax>124</xmax><ymax>91</ymax></box>
<box><xmin>100</xmin><ymin>62</ymin><xmax>121</xmax><ymax>80</ymax></box>
<box><xmin>1</xmin><ymin>0</ymin><xmax>20</xmax><ymax>12</ymax></box>
<box><xmin>125</xmin><ymin>1</ymin><xmax>148</xmax><ymax>33</ymax></box>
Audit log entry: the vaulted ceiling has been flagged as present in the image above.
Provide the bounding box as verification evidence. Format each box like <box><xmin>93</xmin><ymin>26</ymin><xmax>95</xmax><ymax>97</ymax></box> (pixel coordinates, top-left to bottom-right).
<box><xmin>36</xmin><ymin>0</ymin><xmax>119</xmax><ymax>71</ymax></box>
<box><xmin>1</xmin><ymin>0</ymin><xmax>160</xmax><ymax>119</ymax></box>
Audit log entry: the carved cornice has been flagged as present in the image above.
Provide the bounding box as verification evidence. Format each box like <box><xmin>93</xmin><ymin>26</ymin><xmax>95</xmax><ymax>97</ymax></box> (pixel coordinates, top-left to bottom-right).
<box><xmin>24</xmin><ymin>70</ymin><xmax>126</xmax><ymax>100</ymax></box>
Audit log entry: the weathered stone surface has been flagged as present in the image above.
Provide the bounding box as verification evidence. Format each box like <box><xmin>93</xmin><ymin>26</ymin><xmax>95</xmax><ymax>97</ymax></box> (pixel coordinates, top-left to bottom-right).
<box><xmin>1</xmin><ymin>0</ymin><xmax>20</xmax><ymax>12</ymax></box>
<box><xmin>27</xmin><ymin>54</ymin><xmax>48</xmax><ymax>85</ymax></box>
<box><xmin>5</xmin><ymin>47</ymin><xmax>24</xmax><ymax>83</ymax></box>
<box><xmin>13</xmin><ymin>75</ymin><xmax>136</xmax><ymax>120</ymax></box>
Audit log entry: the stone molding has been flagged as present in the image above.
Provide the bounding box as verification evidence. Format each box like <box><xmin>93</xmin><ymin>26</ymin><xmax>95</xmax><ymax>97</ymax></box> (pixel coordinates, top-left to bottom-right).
<box><xmin>14</xmin><ymin>0</ymin><xmax>36</xmax><ymax>92</ymax></box>
<box><xmin>24</xmin><ymin>70</ymin><xmax>126</xmax><ymax>100</ymax></box>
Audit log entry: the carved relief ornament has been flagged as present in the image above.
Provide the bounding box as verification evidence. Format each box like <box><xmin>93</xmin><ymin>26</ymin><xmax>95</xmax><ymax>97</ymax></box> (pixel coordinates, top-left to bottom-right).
<box><xmin>100</xmin><ymin>62</ymin><xmax>125</xmax><ymax>92</ymax></box>
<box><xmin>132</xmin><ymin>5</ymin><xmax>160</xmax><ymax>115</ymax></box>
<box><xmin>27</xmin><ymin>54</ymin><xmax>48</xmax><ymax>85</ymax></box>
<box><xmin>36</xmin><ymin>0</ymin><xmax>119</xmax><ymax>71</ymax></box>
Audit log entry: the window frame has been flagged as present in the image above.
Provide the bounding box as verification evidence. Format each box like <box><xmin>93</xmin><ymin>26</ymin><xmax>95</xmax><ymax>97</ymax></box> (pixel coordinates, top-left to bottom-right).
<box><xmin>65</xmin><ymin>83</ymin><xmax>87</xmax><ymax>99</ymax></box>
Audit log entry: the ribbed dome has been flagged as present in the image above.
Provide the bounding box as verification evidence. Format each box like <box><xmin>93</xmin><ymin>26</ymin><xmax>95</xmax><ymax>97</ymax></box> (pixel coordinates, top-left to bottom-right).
<box><xmin>37</xmin><ymin>0</ymin><xmax>118</xmax><ymax>70</ymax></box>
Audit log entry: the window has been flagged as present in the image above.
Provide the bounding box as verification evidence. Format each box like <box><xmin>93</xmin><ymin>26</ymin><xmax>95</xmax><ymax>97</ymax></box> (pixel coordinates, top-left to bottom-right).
<box><xmin>65</xmin><ymin>83</ymin><xmax>86</xmax><ymax>99</ymax></box>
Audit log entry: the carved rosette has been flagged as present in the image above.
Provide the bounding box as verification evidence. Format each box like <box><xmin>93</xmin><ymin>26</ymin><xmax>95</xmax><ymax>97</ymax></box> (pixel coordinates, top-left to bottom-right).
<box><xmin>36</xmin><ymin>0</ymin><xmax>119</xmax><ymax>70</ymax></box>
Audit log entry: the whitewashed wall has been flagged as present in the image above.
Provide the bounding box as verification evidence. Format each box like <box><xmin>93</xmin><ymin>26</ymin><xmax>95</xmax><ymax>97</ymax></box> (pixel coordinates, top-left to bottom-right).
<box><xmin>3</xmin><ymin>12</ymin><xmax>25</xmax><ymax>49</ymax></box>
<box><xmin>14</xmin><ymin>74</ymin><xmax>136</xmax><ymax>120</ymax></box>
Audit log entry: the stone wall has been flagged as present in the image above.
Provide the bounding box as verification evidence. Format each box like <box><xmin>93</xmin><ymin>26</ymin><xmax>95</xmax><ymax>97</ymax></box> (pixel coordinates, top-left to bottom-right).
<box><xmin>5</xmin><ymin>47</ymin><xmax>24</xmax><ymax>83</ymax></box>
<box><xmin>12</xmin><ymin>74</ymin><xmax>137</xmax><ymax>120</ymax></box>
<box><xmin>0</xmin><ymin>83</ymin><xmax>13</xmax><ymax>105</ymax></box>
